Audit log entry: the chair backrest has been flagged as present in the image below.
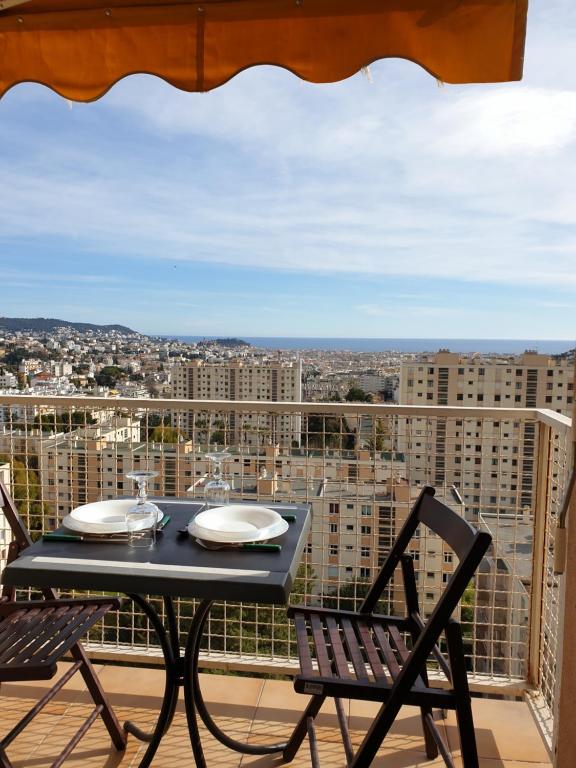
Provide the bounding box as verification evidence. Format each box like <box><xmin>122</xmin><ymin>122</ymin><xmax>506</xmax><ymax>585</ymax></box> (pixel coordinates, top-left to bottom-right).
<box><xmin>0</xmin><ymin>477</ymin><xmax>33</xmax><ymax>553</ymax></box>
<box><xmin>359</xmin><ymin>486</ymin><xmax>491</xmax><ymax>699</ymax></box>
<box><xmin>0</xmin><ymin>479</ymin><xmax>56</xmax><ymax>600</ymax></box>
<box><xmin>361</xmin><ymin>485</ymin><xmax>490</xmax><ymax>615</ymax></box>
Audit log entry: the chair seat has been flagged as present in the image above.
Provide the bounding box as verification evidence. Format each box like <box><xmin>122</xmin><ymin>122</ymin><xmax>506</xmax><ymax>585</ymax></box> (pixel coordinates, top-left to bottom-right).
<box><xmin>291</xmin><ymin>607</ymin><xmax>453</xmax><ymax>707</ymax></box>
<box><xmin>0</xmin><ymin>598</ymin><xmax>120</xmax><ymax>683</ymax></box>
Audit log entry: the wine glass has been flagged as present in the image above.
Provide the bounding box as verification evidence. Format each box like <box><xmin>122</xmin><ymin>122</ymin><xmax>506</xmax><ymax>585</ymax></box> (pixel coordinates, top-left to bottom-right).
<box><xmin>125</xmin><ymin>470</ymin><xmax>160</xmax><ymax>547</ymax></box>
<box><xmin>204</xmin><ymin>451</ymin><xmax>231</xmax><ymax>509</ymax></box>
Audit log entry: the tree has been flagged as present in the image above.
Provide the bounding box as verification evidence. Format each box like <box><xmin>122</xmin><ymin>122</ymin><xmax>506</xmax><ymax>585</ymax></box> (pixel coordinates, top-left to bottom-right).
<box><xmin>365</xmin><ymin>418</ymin><xmax>389</xmax><ymax>453</ymax></box>
<box><xmin>0</xmin><ymin>453</ymin><xmax>51</xmax><ymax>537</ymax></box>
<box><xmin>305</xmin><ymin>414</ymin><xmax>353</xmax><ymax>450</ymax></box>
<box><xmin>95</xmin><ymin>366</ymin><xmax>126</xmax><ymax>387</ymax></box>
<box><xmin>33</xmin><ymin>411</ymin><xmax>96</xmax><ymax>434</ymax></box>
<box><xmin>199</xmin><ymin>563</ymin><xmax>316</xmax><ymax>657</ymax></box>
<box><xmin>150</xmin><ymin>426</ymin><xmax>181</xmax><ymax>443</ymax></box>
<box><xmin>345</xmin><ymin>387</ymin><xmax>372</xmax><ymax>403</ymax></box>
<box><xmin>323</xmin><ymin>579</ymin><xmax>373</xmax><ymax>612</ymax></box>
<box><xmin>146</xmin><ymin>414</ymin><xmax>171</xmax><ymax>439</ymax></box>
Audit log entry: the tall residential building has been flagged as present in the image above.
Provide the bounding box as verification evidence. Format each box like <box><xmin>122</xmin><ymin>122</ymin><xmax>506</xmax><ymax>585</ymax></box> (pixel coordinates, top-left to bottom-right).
<box><xmin>171</xmin><ymin>359</ymin><xmax>303</xmax><ymax>447</ymax></box>
<box><xmin>399</xmin><ymin>350</ymin><xmax>574</xmax><ymax>518</ymax></box>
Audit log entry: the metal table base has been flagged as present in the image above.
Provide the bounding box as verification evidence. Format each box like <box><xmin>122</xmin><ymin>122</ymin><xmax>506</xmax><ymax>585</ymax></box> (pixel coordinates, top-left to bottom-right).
<box><xmin>124</xmin><ymin>594</ymin><xmax>288</xmax><ymax>767</ymax></box>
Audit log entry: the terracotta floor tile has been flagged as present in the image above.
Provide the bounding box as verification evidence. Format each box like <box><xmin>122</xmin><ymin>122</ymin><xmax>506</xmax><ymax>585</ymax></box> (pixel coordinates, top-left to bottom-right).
<box><xmin>0</xmin><ymin>668</ymin><xmax>552</xmax><ymax>768</ymax></box>
<box><xmin>348</xmin><ymin>701</ymin><xmax>450</xmax><ymax>755</ymax></box>
<box><xmin>444</xmin><ymin>699</ymin><xmax>551</xmax><ymax>764</ymax></box>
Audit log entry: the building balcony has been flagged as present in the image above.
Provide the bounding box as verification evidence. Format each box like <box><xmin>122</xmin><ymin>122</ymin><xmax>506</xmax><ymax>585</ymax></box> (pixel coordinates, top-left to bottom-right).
<box><xmin>0</xmin><ymin>395</ymin><xmax>571</xmax><ymax>766</ymax></box>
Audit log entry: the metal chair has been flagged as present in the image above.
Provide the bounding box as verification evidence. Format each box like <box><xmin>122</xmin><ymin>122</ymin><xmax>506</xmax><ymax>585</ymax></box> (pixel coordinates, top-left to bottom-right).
<box><xmin>0</xmin><ymin>478</ymin><xmax>126</xmax><ymax>768</ymax></box>
<box><xmin>284</xmin><ymin>486</ymin><xmax>492</xmax><ymax>768</ymax></box>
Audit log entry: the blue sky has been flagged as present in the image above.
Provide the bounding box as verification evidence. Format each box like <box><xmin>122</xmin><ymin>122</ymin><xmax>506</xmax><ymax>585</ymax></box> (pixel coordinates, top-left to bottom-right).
<box><xmin>0</xmin><ymin>1</ymin><xmax>575</xmax><ymax>340</ymax></box>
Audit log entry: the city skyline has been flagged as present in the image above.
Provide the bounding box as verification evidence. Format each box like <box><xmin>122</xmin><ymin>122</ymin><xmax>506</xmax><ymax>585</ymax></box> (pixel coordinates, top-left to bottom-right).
<box><xmin>0</xmin><ymin>2</ymin><xmax>574</xmax><ymax>339</ymax></box>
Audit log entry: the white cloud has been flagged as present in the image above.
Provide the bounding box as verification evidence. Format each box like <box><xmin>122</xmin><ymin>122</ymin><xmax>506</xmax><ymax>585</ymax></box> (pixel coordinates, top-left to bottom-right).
<box><xmin>425</xmin><ymin>88</ymin><xmax>576</xmax><ymax>157</ymax></box>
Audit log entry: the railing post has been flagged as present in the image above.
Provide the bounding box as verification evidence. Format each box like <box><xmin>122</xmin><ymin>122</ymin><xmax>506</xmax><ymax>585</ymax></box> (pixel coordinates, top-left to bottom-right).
<box><xmin>527</xmin><ymin>422</ymin><xmax>551</xmax><ymax>688</ymax></box>
<box><xmin>553</xmin><ymin>360</ymin><xmax>576</xmax><ymax>768</ymax></box>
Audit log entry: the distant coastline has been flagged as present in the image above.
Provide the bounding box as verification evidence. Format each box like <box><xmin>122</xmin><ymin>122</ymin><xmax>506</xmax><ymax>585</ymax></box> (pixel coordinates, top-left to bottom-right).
<box><xmin>162</xmin><ymin>337</ymin><xmax>574</xmax><ymax>355</ymax></box>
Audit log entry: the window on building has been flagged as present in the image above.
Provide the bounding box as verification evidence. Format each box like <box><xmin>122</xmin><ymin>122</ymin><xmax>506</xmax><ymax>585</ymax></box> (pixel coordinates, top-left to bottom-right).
<box><xmin>360</xmin><ymin>525</ymin><xmax>371</xmax><ymax>535</ymax></box>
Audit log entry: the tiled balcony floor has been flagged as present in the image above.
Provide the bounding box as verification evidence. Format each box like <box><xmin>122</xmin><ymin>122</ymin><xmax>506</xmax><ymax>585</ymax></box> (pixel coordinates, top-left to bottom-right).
<box><xmin>0</xmin><ymin>663</ymin><xmax>551</xmax><ymax>768</ymax></box>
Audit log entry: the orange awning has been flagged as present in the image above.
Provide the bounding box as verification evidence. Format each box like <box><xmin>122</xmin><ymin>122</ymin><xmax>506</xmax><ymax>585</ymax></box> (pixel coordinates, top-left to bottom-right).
<box><xmin>0</xmin><ymin>0</ymin><xmax>528</xmax><ymax>102</ymax></box>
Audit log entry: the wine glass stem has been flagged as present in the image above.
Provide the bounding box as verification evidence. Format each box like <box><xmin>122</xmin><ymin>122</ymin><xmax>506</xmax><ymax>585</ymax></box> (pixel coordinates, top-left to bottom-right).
<box><xmin>138</xmin><ymin>479</ymin><xmax>148</xmax><ymax>505</ymax></box>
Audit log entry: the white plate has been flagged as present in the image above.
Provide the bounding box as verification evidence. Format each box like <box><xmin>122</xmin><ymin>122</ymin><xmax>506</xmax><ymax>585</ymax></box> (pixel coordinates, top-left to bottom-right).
<box><xmin>188</xmin><ymin>505</ymin><xmax>289</xmax><ymax>544</ymax></box>
<box><xmin>64</xmin><ymin>500</ymin><xmax>162</xmax><ymax>534</ymax></box>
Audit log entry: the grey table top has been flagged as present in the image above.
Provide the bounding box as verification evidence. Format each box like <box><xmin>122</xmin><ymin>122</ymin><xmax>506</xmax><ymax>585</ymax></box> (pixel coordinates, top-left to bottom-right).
<box><xmin>2</xmin><ymin>500</ymin><xmax>311</xmax><ymax>604</ymax></box>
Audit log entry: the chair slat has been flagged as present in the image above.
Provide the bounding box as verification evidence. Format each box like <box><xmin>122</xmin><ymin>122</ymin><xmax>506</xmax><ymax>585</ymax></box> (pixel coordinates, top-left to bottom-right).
<box><xmin>30</xmin><ymin>606</ymin><xmax>100</xmax><ymax>664</ymax></box>
<box><xmin>372</xmin><ymin>623</ymin><xmax>401</xmax><ymax>680</ymax></box>
<box><xmin>0</xmin><ymin>608</ymin><xmax>44</xmax><ymax>650</ymax></box>
<box><xmin>293</xmin><ymin>612</ymin><xmax>315</xmax><ymax>676</ymax></box>
<box><xmin>325</xmin><ymin>617</ymin><xmax>352</xmax><ymax>679</ymax></box>
<box><xmin>11</xmin><ymin>606</ymin><xmax>84</xmax><ymax>664</ymax></box>
<box><xmin>340</xmin><ymin>618</ymin><xmax>370</xmax><ymax>681</ymax></box>
<box><xmin>356</xmin><ymin>621</ymin><xmax>388</xmax><ymax>682</ymax></box>
<box><xmin>310</xmin><ymin>614</ymin><xmax>333</xmax><ymax>677</ymax></box>
<box><xmin>0</xmin><ymin>608</ymin><xmax>63</xmax><ymax>660</ymax></box>
<box><xmin>388</xmin><ymin>625</ymin><xmax>426</xmax><ymax>690</ymax></box>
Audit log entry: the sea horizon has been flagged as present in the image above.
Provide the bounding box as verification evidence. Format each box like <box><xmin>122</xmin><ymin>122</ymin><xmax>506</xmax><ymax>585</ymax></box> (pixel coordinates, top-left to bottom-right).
<box><xmin>160</xmin><ymin>336</ymin><xmax>574</xmax><ymax>355</ymax></box>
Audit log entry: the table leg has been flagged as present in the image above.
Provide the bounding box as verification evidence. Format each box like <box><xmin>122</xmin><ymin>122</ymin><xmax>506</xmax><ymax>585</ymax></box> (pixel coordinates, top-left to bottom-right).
<box><xmin>183</xmin><ymin>598</ymin><xmax>288</xmax><ymax>758</ymax></box>
<box><xmin>124</xmin><ymin>595</ymin><xmax>181</xmax><ymax>768</ymax></box>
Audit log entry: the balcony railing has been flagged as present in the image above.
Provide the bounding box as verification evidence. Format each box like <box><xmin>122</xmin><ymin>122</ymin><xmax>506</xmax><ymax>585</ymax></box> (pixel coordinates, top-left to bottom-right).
<box><xmin>0</xmin><ymin>395</ymin><xmax>571</xmax><ymax>754</ymax></box>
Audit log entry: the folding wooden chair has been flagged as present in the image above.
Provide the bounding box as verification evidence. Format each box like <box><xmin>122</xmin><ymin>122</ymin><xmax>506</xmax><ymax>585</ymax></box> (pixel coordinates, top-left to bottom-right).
<box><xmin>0</xmin><ymin>478</ymin><xmax>126</xmax><ymax>768</ymax></box>
<box><xmin>285</xmin><ymin>486</ymin><xmax>492</xmax><ymax>768</ymax></box>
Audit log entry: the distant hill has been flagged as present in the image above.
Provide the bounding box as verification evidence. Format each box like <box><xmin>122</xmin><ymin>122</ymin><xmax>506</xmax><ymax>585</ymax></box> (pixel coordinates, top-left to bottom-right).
<box><xmin>0</xmin><ymin>317</ymin><xmax>136</xmax><ymax>334</ymax></box>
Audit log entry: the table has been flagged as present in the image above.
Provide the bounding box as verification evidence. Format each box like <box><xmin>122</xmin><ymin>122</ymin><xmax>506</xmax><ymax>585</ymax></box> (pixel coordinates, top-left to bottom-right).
<box><xmin>1</xmin><ymin>499</ymin><xmax>311</xmax><ymax>767</ymax></box>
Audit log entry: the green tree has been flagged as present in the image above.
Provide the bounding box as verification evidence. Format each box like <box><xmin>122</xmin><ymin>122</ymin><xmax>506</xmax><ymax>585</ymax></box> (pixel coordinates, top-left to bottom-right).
<box><xmin>33</xmin><ymin>411</ymin><xmax>96</xmax><ymax>434</ymax></box>
<box><xmin>146</xmin><ymin>413</ymin><xmax>171</xmax><ymax>439</ymax></box>
<box><xmin>196</xmin><ymin>564</ymin><xmax>316</xmax><ymax>658</ymax></box>
<box><xmin>95</xmin><ymin>366</ymin><xmax>126</xmax><ymax>387</ymax></box>
<box><xmin>345</xmin><ymin>387</ymin><xmax>372</xmax><ymax>403</ymax></box>
<box><xmin>305</xmin><ymin>415</ymin><xmax>344</xmax><ymax>449</ymax></box>
<box><xmin>323</xmin><ymin>579</ymin><xmax>373</xmax><ymax>612</ymax></box>
<box><xmin>0</xmin><ymin>453</ymin><xmax>52</xmax><ymax>536</ymax></box>
<box><xmin>150</xmin><ymin>426</ymin><xmax>181</xmax><ymax>443</ymax></box>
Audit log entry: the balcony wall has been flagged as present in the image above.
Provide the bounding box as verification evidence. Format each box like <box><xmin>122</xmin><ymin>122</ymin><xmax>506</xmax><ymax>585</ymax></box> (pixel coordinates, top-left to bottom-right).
<box><xmin>0</xmin><ymin>395</ymin><xmax>571</xmax><ymax>757</ymax></box>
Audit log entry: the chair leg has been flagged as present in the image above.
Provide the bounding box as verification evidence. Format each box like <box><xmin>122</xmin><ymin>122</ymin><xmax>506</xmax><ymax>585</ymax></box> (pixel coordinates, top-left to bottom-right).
<box><xmin>418</xmin><ymin>666</ymin><xmax>440</xmax><ymax>759</ymax></box>
<box><xmin>283</xmin><ymin>694</ymin><xmax>325</xmax><ymax>763</ymax></box>
<box><xmin>446</xmin><ymin>622</ymin><xmax>479</xmax><ymax>768</ymax></box>
<box><xmin>0</xmin><ymin>745</ymin><xmax>13</xmax><ymax>768</ymax></box>
<box><xmin>70</xmin><ymin>644</ymin><xmax>127</xmax><ymax>750</ymax></box>
<box><xmin>307</xmin><ymin>717</ymin><xmax>321</xmax><ymax>768</ymax></box>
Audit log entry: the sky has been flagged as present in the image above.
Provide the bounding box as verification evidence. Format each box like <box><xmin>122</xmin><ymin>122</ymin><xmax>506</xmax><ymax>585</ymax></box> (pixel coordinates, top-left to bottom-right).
<box><xmin>0</xmin><ymin>1</ymin><xmax>575</xmax><ymax>340</ymax></box>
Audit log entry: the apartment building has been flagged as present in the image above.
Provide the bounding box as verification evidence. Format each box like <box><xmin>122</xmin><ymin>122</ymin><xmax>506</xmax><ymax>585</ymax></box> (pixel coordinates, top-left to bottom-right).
<box><xmin>171</xmin><ymin>359</ymin><xmax>303</xmax><ymax>448</ymax></box>
<box><xmin>399</xmin><ymin>350</ymin><xmax>573</xmax><ymax>517</ymax></box>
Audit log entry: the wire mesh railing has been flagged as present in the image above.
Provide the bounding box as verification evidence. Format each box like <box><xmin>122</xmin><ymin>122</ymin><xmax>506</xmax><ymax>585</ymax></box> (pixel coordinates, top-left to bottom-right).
<box><xmin>0</xmin><ymin>396</ymin><xmax>571</xmax><ymax>724</ymax></box>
